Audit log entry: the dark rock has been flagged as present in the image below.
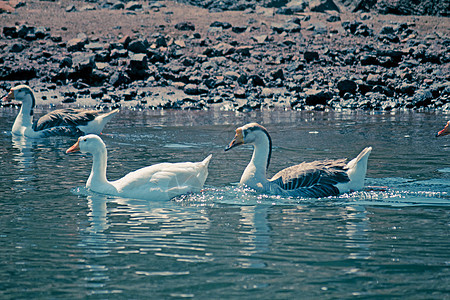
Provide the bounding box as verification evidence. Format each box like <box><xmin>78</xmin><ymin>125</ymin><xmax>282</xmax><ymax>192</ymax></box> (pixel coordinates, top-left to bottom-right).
<box><xmin>342</xmin><ymin>21</ymin><xmax>373</xmax><ymax>36</ymax></box>
<box><xmin>3</xmin><ymin>26</ymin><xmax>18</xmax><ymax>38</ymax></box>
<box><xmin>62</xmin><ymin>97</ymin><xmax>76</xmax><ymax>103</ymax></box>
<box><xmin>125</xmin><ymin>2</ymin><xmax>142</xmax><ymax>11</ymax></box>
<box><xmin>127</xmin><ymin>39</ymin><xmax>149</xmax><ymax>53</ymax></box>
<box><xmin>155</xmin><ymin>36</ymin><xmax>167</xmax><ymax>48</ymax></box>
<box><xmin>232</xmin><ymin>26</ymin><xmax>247</xmax><ymax>33</ymax></box>
<box><xmin>304</xmin><ymin>51</ymin><xmax>319</xmax><ymax>62</ymax></box>
<box><xmin>310</xmin><ymin>0</ymin><xmax>340</xmax><ymax>12</ymax></box>
<box><xmin>109</xmin><ymin>71</ymin><xmax>130</xmax><ymax>87</ymax></box>
<box><xmin>59</xmin><ymin>56</ymin><xmax>73</xmax><ymax>68</ymax></box>
<box><xmin>128</xmin><ymin>53</ymin><xmax>148</xmax><ymax>79</ymax></box>
<box><xmin>9</xmin><ymin>42</ymin><xmax>25</xmax><ymax>53</ymax></box>
<box><xmin>271</xmin><ymin>69</ymin><xmax>284</xmax><ymax>81</ymax></box>
<box><xmin>249</xmin><ymin>75</ymin><xmax>265</xmax><ymax>87</ymax></box>
<box><xmin>175</xmin><ymin>22</ymin><xmax>195</xmax><ymax>31</ymax></box>
<box><xmin>66</xmin><ymin>5</ymin><xmax>76</xmax><ymax>12</ymax></box>
<box><xmin>67</xmin><ymin>37</ymin><xmax>88</xmax><ymax>52</ymax></box>
<box><xmin>111</xmin><ymin>2</ymin><xmax>125</xmax><ymax>10</ymax></box>
<box><xmin>326</xmin><ymin>12</ymin><xmax>341</xmax><ymax>22</ymax></box>
<box><xmin>337</xmin><ymin>79</ymin><xmax>357</xmax><ymax>95</ymax></box>
<box><xmin>305</xmin><ymin>88</ymin><xmax>333</xmax><ymax>106</ymax></box>
<box><xmin>410</xmin><ymin>89</ymin><xmax>433</xmax><ymax>107</ymax></box>
<box><xmin>110</xmin><ymin>48</ymin><xmax>128</xmax><ymax>59</ymax></box>
<box><xmin>210</xmin><ymin>21</ymin><xmax>232</xmax><ymax>29</ymax></box>
<box><xmin>360</xmin><ymin>55</ymin><xmax>379</xmax><ymax>65</ymax></box>
<box><xmin>0</xmin><ymin>65</ymin><xmax>37</xmax><ymax>80</ymax></box>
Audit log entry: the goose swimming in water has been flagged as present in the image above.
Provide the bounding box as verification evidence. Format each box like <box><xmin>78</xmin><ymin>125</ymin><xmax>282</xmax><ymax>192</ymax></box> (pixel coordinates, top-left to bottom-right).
<box><xmin>436</xmin><ymin>121</ymin><xmax>450</xmax><ymax>137</ymax></box>
<box><xmin>66</xmin><ymin>134</ymin><xmax>212</xmax><ymax>201</ymax></box>
<box><xmin>225</xmin><ymin>123</ymin><xmax>372</xmax><ymax>198</ymax></box>
<box><xmin>2</xmin><ymin>84</ymin><xmax>119</xmax><ymax>138</ymax></box>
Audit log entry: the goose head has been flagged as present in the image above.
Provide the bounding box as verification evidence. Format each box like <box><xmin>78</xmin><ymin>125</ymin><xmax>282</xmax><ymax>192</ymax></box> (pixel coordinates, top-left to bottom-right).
<box><xmin>3</xmin><ymin>85</ymin><xmax>36</xmax><ymax>115</ymax></box>
<box><xmin>225</xmin><ymin>122</ymin><xmax>272</xmax><ymax>169</ymax></box>
<box><xmin>66</xmin><ymin>134</ymin><xmax>106</xmax><ymax>154</ymax></box>
<box><xmin>436</xmin><ymin>121</ymin><xmax>450</xmax><ymax>137</ymax></box>
<box><xmin>225</xmin><ymin>123</ymin><xmax>272</xmax><ymax>151</ymax></box>
<box><xmin>5</xmin><ymin>85</ymin><xmax>35</xmax><ymax>105</ymax></box>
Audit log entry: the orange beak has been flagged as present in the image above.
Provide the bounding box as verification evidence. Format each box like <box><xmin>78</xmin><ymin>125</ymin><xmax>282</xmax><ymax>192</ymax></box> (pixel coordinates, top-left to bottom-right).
<box><xmin>225</xmin><ymin>128</ymin><xmax>244</xmax><ymax>151</ymax></box>
<box><xmin>66</xmin><ymin>139</ymin><xmax>81</xmax><ymax>153</ymax></box>
<box><xmin>1</xmin><ymin>90</ymin><xmax>14</xmax><ymax>102</ymax></box>
<box><xmin>436</xmin><ymin>122</ymin><xmax>450</xmax><ymax>137</ymax></box>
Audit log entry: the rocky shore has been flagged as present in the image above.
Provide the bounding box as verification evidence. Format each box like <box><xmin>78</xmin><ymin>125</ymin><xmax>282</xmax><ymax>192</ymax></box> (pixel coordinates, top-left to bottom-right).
<box><xmin>0</xmin><ymin>0</ymin><xmax>449</xmax><ymax>111</ymax></box>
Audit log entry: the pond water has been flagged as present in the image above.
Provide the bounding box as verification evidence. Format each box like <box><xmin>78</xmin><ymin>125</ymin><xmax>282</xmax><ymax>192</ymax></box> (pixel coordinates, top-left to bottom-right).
<box><xmin>1</xmin><ymin>107</ymin><xmax>449</xmax><ymax>299</ymax></box>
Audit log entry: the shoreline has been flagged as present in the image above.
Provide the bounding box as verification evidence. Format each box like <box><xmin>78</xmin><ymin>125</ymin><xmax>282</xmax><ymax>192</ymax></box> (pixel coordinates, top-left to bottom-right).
<box><xmin>1</xmin><ymin>0</ymin><xmax>449</xmax><ymax>111</ymax></box>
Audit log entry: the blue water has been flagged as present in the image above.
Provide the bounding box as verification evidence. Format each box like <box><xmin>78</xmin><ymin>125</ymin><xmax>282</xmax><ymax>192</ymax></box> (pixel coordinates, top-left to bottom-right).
<box><xmin>1</xmin><ymin>108</ymin><xmax>449</xmax><ymax>299</ymax></box>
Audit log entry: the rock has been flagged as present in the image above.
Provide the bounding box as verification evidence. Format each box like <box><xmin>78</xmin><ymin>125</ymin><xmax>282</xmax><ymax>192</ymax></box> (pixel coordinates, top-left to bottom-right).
<box><xmin>410</xmin><ymin>89</ymin><xmax>433</xmax><ymax>107</ymax></box>
<box><xmin>3</xmin><ymin>26</ymin><xmax>17</xmax><ymax>38</ymax></box>
<box><xmin>249</xmin><ymin>75</ymin><xmax>265</xmax><ymax>87</ymax></box>
<box><xmin>184</xmin><ymin>83</ymin><xmax>208</xmax><ymax>95</ymax></box>
<box><xmin>232</xmin><ymin>26</ymin><xmax>247</xmax><ymax>33</ymax></box>
<box><xmin>342</xmin><ymin>21</ymin><xmax>373</xmax><ymax>36</ymax></box>
<box><xmin>305</xmin><ymin>89</ymin><xmax>333</xmax><ymax>105</ymax></box>
<box><xmin>66</xmin><ymin>5</ymin><xmax>76</xmax><ymax>12</ymax></box>
<box><xmin>271</xmin><ymin>69</ymin><xmax>284</xmax><ymax>81</ymax></box>
<box><xmin>175</xmin><ymin>22</ymin><xmax>195</xmax><ymax>31</ymax></box>
<box><xmin>59</xmin><ymin>56</ymin><xmax>73</xmax><ymax>68</ymax></box>
<box><xmin>309</xmin><ymin>0</ymin><xmax>340</xmax><ymax>13</ymax></box>
<box><xmin>326</xmin><ymin>12</ymin><xmax>341</xmax><ymax>22</ymax></box>
<box><xmin>337</xmin><ymin>79</ymin><xmax>357</xmax><ymax>95</ymax></box>
<box><xmin>360</xmin><ymin>55</ymin><xmax>379</xmax><ymax>65</ymax></box>
<box><xmin>9</xmin><ymin>42</ymin><xmax>25</xmax><ymax>53</ymax></box>
<box><xmin>67</xmin><ymin>37</ymin><xmax>88</xmax><ymax>52</ymax></box>
<box><xmin>210</xmin><ymin>21</ymin><xmax>232</xmax><ymax>29</ymax></box>
<box><xmin>125</xmin><ymin>2</ymin><xmax>142</xmax><ymax>11</ymax></box>
<box><xmin>127</xmin><ymin>39</ymin><xmax>149</xmax><ymax>53</ymax></box>
<box><xmin>366</xmin><ymin>74</ymin><xmax>381</xmax><ymax>85</ymax></box>
<box><xmin>109</xmin><ymin>71</ymin><xmax>129</xmax><ymax>87</ymax></box>
<box><xmin>128</xmin><ymin>53</ymin><xmax>148</xmax><ymax>79</ymax></box>
<box><xmin>234</xmin><ymin>87</ymin><xmax>247</xmax><ymax>98</ymax></box>
<box><xmin>111</xmin><ymin>2</ymin><xmax>124</xmax><ymax>10</ymax></box>
<box><xmin>304</xmin><ymin>51</ymin><xmax>319</xmax><ymax>62</ymax></box>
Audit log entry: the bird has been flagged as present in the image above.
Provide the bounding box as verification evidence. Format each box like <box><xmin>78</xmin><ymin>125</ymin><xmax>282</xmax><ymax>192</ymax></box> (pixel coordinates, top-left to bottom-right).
<box><xmin>66</xmin><ymin>134</ymin><xmax>212</xmax><ymax>201</ymax></box>
<box><xmin>436</xmin><ymin>121</ymin><xmax>449</xmax><ymax>137</ymax></box>
<box><xmin>2</xmin><ymin>84</ymin><xmax>119</xmax><ymax>138</ymax></box>
<box><xmin>224</xmin><ymin>122</ymin><xmax>372</xmax><ymax>198</ymax></box>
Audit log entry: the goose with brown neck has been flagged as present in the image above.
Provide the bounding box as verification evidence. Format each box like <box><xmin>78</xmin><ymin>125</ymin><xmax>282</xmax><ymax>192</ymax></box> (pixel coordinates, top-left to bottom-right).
<box><xmin>2</xmin><ymin>85</ymin><xmax>119</xmax><ymax>138</ymax></box>
<box><xmin>225</xmin><ymin>123</ymin><xmax>372</xmax><ymax>198</ymax></box>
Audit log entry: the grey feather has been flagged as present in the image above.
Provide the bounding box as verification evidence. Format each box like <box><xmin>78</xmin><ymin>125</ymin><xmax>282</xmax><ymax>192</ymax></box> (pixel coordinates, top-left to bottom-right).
<box><xmin>270</xmin><ymin>159</ymin><xmax>350</xmax><ymax>198</ymax></box>
<box><xmin>33</xmin><ymin>108</ymin><xmax>99</xmax><ymax>131</ymax></box>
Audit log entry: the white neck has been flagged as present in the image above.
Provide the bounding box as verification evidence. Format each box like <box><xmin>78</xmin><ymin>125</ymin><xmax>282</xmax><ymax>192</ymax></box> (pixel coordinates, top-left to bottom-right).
<box><xmin>87</xmin><ymin>147</ymin><xmax>115</xmax><ymax>193</ymax></box>
<box><xmin>12</xmin><ymin>95</ymin><xmax>34</xmax><ymax>134</ymax></box>
<box><xmin>240</xmin><ymin>136</ymin><xmax>271</xmax><ymax>189</ymax></box>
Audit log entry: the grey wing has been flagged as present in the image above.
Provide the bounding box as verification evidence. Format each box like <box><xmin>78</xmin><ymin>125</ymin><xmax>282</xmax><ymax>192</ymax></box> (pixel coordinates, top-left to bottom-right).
<box><xmin>37</xmin><ymin>126</ymin><xmax>84</xmax><ymax>137</ymax></box>
<box><xmin>33</xmin><ymin>108</ymin><xmax>99</xmax><ymax>131</ymax></box>
<box><xmin>269</xmin><ymin>159</ymin><xmax>350</xmax><ymax>198</ymax></box>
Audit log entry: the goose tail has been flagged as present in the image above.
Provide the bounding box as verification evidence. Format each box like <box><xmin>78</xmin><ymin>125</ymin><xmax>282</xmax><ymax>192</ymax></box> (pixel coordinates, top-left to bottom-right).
<box><xmin>344</xmin><ymin>147</ymin><xmax>372</xmax><ymax>191</ymax></box>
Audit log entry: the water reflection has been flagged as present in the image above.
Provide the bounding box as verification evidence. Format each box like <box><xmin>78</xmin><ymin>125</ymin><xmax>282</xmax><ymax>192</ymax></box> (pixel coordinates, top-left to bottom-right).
<box><xmin>11</xmin><ymin>135</ymin><xmax>36</xmax><ymax>188</ymax></box>
<box><xmin>342</xmin><ymin>205</ymin><xmax>372</xmax><ymax>261</ymax></box>
<box><xmin>237</xmin><ymin>205</ymin><xmax>270</xmax><ymax>268</ymax></box>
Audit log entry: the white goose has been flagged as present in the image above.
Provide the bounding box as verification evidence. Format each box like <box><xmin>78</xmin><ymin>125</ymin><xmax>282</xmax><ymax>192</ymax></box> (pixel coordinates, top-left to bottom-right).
<box><xmin>436</xmin><ymin>121</ymin><xmax>450</xmax><ymax>137</ymax></box>
<box><xmin>2</xmin><ymin>84</ymin><xmax>119</xmax><ymax>138</ymax></box>
<box><xmin>225</xmin><ymin>123</ymin><xmax>372</xmax><ymax>198</ymax></box>
<box><xmin>66</xmin><ymin>134</ymin><xmax>212</xmax><ymax>201</ymax></box>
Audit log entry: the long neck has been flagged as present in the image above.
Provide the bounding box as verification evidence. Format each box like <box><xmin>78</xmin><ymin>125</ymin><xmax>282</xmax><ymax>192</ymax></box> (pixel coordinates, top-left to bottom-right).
<box><xmin>12</xmin><ymin>96</ymin><xmax>34</xmax><ymax>133</ymax></box>
<box><xmin>241</xmin><ymin>135</ymin><xmax>271</xmax><ymax>187</ymax></box>
<box><xmin>87</xmin><ymin>147</ymin><xmax>110</xmax><ymax>188</ymax></box>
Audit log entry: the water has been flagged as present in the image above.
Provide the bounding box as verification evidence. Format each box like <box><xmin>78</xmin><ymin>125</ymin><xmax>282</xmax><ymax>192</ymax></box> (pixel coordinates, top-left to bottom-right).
<box><xmin>1</xmin><ymin>108</ymin><xmax>449</xmax><ymax>299</ymax></box>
